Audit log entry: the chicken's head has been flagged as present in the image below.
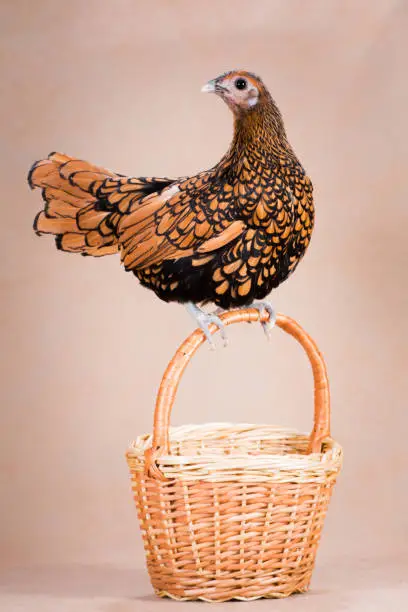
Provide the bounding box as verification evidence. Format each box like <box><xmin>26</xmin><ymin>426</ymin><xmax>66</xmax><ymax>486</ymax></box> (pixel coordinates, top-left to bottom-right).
<box><xmin>202</xmin><ymin>70</ymin><xmax>267</xmax><ymax>113</ymax></box>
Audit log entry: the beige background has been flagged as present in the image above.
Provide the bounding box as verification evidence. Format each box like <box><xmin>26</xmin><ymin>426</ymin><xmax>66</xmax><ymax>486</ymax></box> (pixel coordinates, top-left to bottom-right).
<box><xmin>1</xmin><ymin>0</ymin><xmax>408</xmax><ymax>609</ymax></box>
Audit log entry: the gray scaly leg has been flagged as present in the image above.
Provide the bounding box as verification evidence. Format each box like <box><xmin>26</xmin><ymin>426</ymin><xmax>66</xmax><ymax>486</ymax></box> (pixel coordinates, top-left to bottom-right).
<box><xmin>185</xmin><ymin>302</ymin><xmax>228</xmax><ymax>349</ymax></box>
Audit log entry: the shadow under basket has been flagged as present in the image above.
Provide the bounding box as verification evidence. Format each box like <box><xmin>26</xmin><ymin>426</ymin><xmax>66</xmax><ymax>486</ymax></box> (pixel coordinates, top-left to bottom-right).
<box><xmin>126</xmin><ymin>309</ymin><xmax>343</xmax><ymax>602</ymax></box>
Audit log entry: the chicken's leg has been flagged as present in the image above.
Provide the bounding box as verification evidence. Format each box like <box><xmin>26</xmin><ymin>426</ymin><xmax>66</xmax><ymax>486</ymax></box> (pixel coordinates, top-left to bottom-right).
<box><xmin>186</xmin><ymin>302</ymin><xmax>228</xmax><ymax>349</ymax></box>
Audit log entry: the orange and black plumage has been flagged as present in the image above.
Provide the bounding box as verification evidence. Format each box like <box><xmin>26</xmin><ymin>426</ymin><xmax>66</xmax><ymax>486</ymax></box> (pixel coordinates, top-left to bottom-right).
<box><xmin>28</xmin><ymin>71</ymin><xmax>314</xmax><ymax>342</ymax></box>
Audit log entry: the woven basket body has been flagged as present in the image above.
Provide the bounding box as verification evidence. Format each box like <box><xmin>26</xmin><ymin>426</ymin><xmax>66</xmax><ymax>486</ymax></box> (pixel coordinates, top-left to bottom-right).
<box><xmin>126</xmin><ymin>310</ymin><xmax>342</xmax><ymax>602</ymax></box>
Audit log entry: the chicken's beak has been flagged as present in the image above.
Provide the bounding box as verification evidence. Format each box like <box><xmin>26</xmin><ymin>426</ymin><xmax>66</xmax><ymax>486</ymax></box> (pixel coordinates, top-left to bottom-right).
<box><xmin>201</xmin><ymin>79</ymin><xmax>216</xmax><ymax>93</ymax></box>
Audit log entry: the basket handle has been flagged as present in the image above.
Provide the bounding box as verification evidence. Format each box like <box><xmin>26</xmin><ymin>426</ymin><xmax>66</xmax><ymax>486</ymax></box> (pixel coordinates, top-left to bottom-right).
<box><xmin>144</xmin><ymin>308</ymin><xmax>330</xmax><ymax>479</ymax></box>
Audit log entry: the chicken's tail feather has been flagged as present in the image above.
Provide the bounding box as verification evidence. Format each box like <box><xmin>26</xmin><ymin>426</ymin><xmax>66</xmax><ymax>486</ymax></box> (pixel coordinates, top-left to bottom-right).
<box><xmin>29</xmin><ymin>152</ymin><xmax>120</xmax><ymax>256</ymax></box>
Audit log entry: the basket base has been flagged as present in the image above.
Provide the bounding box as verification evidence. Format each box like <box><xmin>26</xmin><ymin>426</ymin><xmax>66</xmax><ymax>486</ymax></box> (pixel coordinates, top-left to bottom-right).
<box><xmin>150</xmin><ymin>575</ymin><xmax>311</xmax><ymax>603</ymax></box>
<box><xmin>153</xmin><ymin>583</ymin><xmax>310</xmax><ymax>603</ymax></box>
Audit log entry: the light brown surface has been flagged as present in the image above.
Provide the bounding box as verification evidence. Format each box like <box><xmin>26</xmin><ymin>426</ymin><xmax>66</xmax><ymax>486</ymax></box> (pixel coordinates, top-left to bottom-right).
<box><xmin>1</xmin><ymin>0</ymin><xmax>408</xmax><ymax>608</ymax></box>
<box><xmin>1</xmin><ymin>559</ymin><xmax>408</xmax><ymax>611</ymax></box>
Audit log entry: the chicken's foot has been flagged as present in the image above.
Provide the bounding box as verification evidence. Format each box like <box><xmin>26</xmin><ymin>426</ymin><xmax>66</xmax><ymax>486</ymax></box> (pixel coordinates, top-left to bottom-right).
<box><xmin>185</xmin><ymin>302</ymin><xmax>228</xmax><ymax>349</ymax></box>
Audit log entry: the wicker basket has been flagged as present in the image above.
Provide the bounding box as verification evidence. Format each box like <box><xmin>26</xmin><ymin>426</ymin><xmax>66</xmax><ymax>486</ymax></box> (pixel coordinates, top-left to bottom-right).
<box><xmin>126</xmin><ymin>308</ymin><xmax>342</xmax><ymax>602</ymax></box>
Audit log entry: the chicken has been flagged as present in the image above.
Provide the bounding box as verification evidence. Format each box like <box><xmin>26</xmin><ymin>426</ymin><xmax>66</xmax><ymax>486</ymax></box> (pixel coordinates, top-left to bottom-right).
<box><xmin>28</xmin><ymin>70</ymin><xmax>314</xmax><ymax>346</ymax></box>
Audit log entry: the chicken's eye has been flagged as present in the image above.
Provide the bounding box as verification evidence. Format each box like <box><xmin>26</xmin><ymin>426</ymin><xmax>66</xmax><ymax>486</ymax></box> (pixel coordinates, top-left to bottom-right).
<box><xmin>235</xmin><ymin>78</ymin><xmax>247</xmax><ymax>90</ymax></box>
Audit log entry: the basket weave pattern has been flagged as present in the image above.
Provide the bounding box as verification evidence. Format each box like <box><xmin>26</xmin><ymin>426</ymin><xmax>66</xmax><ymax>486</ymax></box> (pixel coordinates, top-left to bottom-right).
<box><xmin>126</xmin><ymin>310</ymin><xmax>342</xmax><ymax>602</ymax></box>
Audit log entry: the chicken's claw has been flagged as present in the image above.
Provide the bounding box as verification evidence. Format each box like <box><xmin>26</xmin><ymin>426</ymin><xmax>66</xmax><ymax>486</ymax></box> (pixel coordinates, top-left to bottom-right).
<box><xmin>186</xmin><ymin>302</ymin><xmax>228</xmax><ymax>349</ymax></box>
<box><xmin>249</xmin><ymin>301</ymin><xmax>277</xmax><ymax>340</ymax></box>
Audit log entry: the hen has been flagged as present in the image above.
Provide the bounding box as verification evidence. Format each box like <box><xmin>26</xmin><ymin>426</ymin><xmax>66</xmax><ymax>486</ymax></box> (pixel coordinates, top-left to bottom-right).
<box><xmin>29</xmin><ymin>70</ymin><xmax>314</xmax><ymax>345</ymax></box>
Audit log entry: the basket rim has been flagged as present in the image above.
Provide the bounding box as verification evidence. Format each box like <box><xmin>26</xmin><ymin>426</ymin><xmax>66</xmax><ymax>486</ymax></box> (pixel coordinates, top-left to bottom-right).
<box><xmin>128</xmin><ymin>421</ymin><xmax>340</xmax><ymax>448</ymax></box>
<box><xmin>126</xmin><ymin>422</ymin><xmax>343</xmax><ymax>478</ymax></box>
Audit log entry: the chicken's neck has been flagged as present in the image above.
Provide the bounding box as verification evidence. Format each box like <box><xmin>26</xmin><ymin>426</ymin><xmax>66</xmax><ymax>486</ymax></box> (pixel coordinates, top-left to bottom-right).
<box><xmin>229</xmin><ymin>101</ymin><xmax>299</xmax><ymax>167</ymax></box>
